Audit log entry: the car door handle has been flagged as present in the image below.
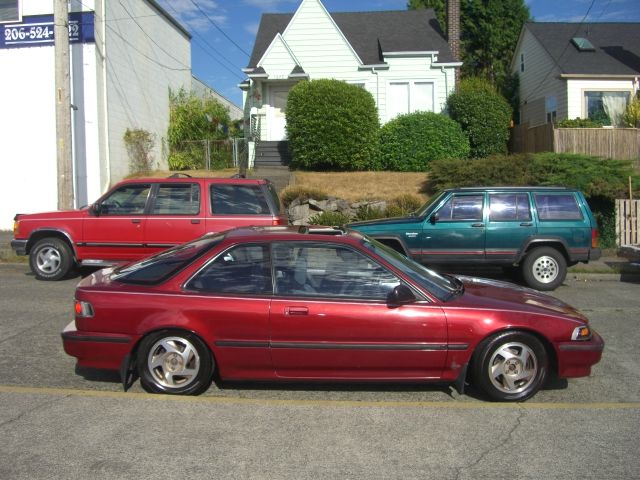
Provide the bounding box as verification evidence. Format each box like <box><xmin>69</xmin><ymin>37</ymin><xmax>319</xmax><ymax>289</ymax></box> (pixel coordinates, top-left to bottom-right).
<box><xmin>191</xmin><ymin>219</ymin><xmax>201</xmax><ymax>224</ymax></box>
<box><xmin>131</xmin><ymin>219</ymin><xmax>141</xmax><ymax>224</ymax></box>
<box><xmin>520</xmin><ymin>222</ymin><xmax>533</xmax><ymax>227</ymax></box>
<box><xmin>285</xmin><ymin>307</ymin><xmax>308</xmax><ymax>316</ymax></box>
<box><xmin>471</xmin><ymin>223</ymin><xmax>484</xmax><ymax>228</ymax></box>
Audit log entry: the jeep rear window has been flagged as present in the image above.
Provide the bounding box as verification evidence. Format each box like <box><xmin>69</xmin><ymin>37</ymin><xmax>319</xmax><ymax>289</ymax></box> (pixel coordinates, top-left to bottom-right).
<box><xmin>534</xmin><ymin>194</ymin><xmax>583</xmax><ymax>221</ymax></box>
<box><xmin>211</xmin><ymin>185</ymin><xmax>271</xmax><ymax>215</ymax></box>
<box><xmin>112</xmin><ymin>234</ymin><xmax>223</xmax><ymax>285</ymax></box>
<box><xmin>266</xmin><ymin>183</ymin><xmax>282</xmax><ymax>214</ymax></box>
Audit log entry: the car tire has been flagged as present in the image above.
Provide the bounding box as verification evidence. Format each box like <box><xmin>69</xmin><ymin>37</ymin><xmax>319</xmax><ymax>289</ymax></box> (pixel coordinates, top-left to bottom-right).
<box><xmin>137</xmin><ymin>331</ymin><xmax>214</xmax><ymax>395</ymax></box>
<box><xmin>521</xmin><ymin>246</ymin><xmax>567</xmax><ymax>291</ymax></box>
<box><xmin>29</xmin><ymin>237</ymin><xmax>74</xmax><ymax>281</ymax></box>
<box><xmin>472</xmin><ymin>331</ymin><xmax>548</xmax><ymax>402</ymax></box>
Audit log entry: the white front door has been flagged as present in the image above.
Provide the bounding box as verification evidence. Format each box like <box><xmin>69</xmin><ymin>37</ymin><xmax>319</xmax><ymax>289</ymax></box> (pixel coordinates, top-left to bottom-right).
<box><xmin>267</xmin><ymin>85</ymin><xmax>290</xmax><ymax>141</ymax></box>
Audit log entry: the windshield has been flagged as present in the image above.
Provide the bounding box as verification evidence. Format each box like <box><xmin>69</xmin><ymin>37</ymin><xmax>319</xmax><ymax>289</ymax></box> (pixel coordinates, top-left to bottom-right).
<box><xmin>113</xmin><ymin>234</ymin><xmax>224</xmax><ymax>285</ymax></box>
<box><xmin>415</xmin><ymin>190</ymin><xmax>447</xmax><ymax>217</ymax></box>
<box><xmin>361</xmin><ymin>236</ymin><xmax>462</xmax><ymax>301</ymax></box>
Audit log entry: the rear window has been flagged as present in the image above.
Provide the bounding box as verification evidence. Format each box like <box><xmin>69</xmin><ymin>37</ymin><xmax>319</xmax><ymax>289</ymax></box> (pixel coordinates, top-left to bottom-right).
<box><xmin>113</xmin><ymin>234</ymin><xmax>223</xmax><ymax>285</ymax></box>
<box><xmin>534</xmin><ymin>193</ymin><xmax>583</xmax><ymax>221</ymax></box>
<box><xmin>210</xmin><ymin>185</ymin><xmax>271</xmax><ymax>215</ymax></box>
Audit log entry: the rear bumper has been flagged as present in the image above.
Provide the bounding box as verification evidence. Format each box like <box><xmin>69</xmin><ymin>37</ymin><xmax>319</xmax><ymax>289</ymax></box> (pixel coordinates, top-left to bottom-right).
<box><xmin>11</xmin><ymin>239</ymin><xmax>27</xmax><ymax>256</ymax></box>
<box><xmin>61</xmin><ymin>321</ymin><xmax>136</xmax><ymax>371</ymax></box>
<box><xmin>589</xmin><ymin>247</ymin><xmax>602</xmax><ymax>261</ymax></box>
<box><xmin>557</xmin><ymin>331</ymin><xmax>605</xmax><ymax>378</ymax></box>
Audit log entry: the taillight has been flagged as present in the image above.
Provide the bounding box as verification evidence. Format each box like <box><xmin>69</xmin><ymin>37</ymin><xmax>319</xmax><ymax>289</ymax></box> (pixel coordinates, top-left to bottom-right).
<box><xmin>591</xmin><ymin>228</ymin><xmax>599</xmax><ymax>248</ymax></box>
<box><xmin>272</xmin><ymin>217</ymin><xmax>286</xmax><ymax>226</ymax></box>
<box><xmin>74</xmin><ymin>300</ymin><xmax>94</xmax><ymax>317</ymax></box>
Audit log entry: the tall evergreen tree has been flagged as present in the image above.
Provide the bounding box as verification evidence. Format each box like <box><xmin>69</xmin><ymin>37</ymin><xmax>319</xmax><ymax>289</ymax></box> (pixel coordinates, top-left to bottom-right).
<box><xmin>408</xmin><ymin>0</ymin><xmax>530</xmax><ymax>94</ymax></box>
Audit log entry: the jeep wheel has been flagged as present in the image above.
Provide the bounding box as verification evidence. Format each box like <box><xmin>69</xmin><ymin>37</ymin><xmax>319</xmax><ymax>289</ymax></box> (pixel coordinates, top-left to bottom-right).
<box><xmin>29</xmin><ymin>237</ymin><xmax>74</xmax><ymax>281</ymax></box>
<box><xmin>521</xmin><ymin>246</ymin><xmax>567</xmax><ymax>291</ymax></box>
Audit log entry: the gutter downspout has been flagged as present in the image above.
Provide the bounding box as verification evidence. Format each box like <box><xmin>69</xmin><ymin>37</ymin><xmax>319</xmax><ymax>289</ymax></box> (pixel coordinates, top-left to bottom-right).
<box><xmin>440</xmin><ymin>66</ymin><xmax>449</xmax><ymax>111</ymax></box>
<box><xmin>371</xmin><ymin>67</ymin><xmax>379</xmax><ymax>118</ymax></box>
<box><xmin>100</xmin><ymin>0</ymin><xmax>110</xmax><ymax>193</ymax></box>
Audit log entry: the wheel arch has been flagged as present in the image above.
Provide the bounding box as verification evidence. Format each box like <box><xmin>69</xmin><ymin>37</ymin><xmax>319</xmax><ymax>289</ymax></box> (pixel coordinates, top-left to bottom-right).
<box><xmin>371</xmin><ymin>236</ymin><xmax>410</xmax><ymax>256</ymax></box>
<box><xmin>26</xmin><ymin>229</ymin><xmax>77</xmax><ymax>259</ymax></box>
<box><xmin>468</xmin><ymin>327</ymin><xmax>558</xmax><ymax>379</ymax></box>
<box><xmin>517</xmin><ymin>238</ymin><xmax>569</xmax><ymax>264</ymax></box>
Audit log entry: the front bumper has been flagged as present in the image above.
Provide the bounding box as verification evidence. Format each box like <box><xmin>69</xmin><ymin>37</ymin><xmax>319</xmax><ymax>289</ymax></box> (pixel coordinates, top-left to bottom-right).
<box><xmin>61</xmin><ymin>321</ymin><xmax>135</xmax><ymax>371</ymax></box>
<box><xmin>11</xmin><ymin>239</ymin><xmax>27</xmax><ymax>256</ymax></box>
<box><xmin>557</xmin><ymin>330</ymin><xmax>605</xmax><ymax>378</ymax></box>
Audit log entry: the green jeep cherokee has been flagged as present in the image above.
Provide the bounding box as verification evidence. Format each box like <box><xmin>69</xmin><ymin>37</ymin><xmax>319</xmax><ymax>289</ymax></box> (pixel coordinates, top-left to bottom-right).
<box><xmin>349</xmin><ymin>187</ymin><xmax>601</xmax><ymax>291</ymax></box>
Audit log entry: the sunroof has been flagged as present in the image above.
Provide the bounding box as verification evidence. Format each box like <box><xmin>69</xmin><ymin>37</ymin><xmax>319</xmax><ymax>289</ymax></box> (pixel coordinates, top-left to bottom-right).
<box><xmin>571</xmin><ymin>37</ymin><xmax>596</xmax><ymax>51</ymax></box>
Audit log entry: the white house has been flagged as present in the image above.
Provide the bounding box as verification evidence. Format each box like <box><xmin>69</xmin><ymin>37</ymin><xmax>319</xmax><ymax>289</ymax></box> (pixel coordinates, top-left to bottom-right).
<box><xmin>241</xmin><ymin>0</ymin><xmax>461</xmax><ymax>165</ymax></box>
<box><xmin>0</xmin><ymin>0</ymin><xmax>194</xmax><ymax>230</ymax></box>
<box><xmin>512</xmin><ymin>22</ymin><xmax>640</xmax><ymax>127</ymax></box>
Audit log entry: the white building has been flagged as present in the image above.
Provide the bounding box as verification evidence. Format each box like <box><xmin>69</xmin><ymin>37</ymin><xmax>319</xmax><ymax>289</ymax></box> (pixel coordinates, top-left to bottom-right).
<box><xmin>241</xmin><ymin>0</ymin><xmax>461</xmax><ymax>164</ymax></box>
<box><xmin>0</xmin><ymin>0</ymin><xmax>193</xmax><ymax>230</ymax></box>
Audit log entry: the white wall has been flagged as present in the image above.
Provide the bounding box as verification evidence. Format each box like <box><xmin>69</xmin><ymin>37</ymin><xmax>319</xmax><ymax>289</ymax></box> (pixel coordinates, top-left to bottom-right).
<box><xmin>566</xmin><ymin>78</ymin><xmax>635</xmax><ymax>119</ymax></box>
<box><xmin>104</xmin><ymin>0</ymin><xmax>192</xmax><ymax>183</ymax></box>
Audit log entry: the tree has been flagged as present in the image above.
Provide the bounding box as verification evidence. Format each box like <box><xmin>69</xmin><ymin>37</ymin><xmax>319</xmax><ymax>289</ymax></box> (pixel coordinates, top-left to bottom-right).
<box><xmin>408</xmin><ymin>0</ymin><xmax>530</xmax><ymax>93</ymax></box>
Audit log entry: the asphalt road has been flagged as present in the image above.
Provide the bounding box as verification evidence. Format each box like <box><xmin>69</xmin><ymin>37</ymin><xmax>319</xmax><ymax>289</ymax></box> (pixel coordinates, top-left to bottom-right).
<box><xmin>1</xmin><ymin>263</ymin><xmax>639</xmax><ymax>479</ymax></box>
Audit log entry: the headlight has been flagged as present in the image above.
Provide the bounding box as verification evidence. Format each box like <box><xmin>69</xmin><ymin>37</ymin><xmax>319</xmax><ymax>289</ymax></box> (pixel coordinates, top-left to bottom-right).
<box><xmin>74</xmin><ymin>300</ymin><xmax>94</xmax><ymax>317</ymax></box>
<box><xmin>571</xmin><ymin>325</ymin><xmax>592</xmax><ymax>341</ymax></box>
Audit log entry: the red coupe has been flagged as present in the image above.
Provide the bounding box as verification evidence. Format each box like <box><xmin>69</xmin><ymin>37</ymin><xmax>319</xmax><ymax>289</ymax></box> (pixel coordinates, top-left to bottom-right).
<box><xmin>62</xmin><ymin>226</ymin><xmax>604</xmax><ymax>401</ymax></box>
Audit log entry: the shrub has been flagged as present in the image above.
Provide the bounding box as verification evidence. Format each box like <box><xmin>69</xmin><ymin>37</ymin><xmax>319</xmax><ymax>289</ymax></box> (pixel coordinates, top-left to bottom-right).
<box><xmin>124</xmin><ymin>128</ymin><xmax>155</xmax><ymax>174</ymax></box>
<box><xmin>622</xmin><ymin>96</ymin><xmax>640</xmax><ymax>128</ymax></box>
<box><xmin>556</xmin><ymin>118</ymin><xmax>604</xmax><ymax>128</ymax></box>
<box><xmin>353</xmin><ymin>204</ymin><xmax>386</xmax><ymax>221</ymax></box>
<box><xmin>428</xmin><ymin>153</ymin><xmax>640</xmax><ymax>202</ymax></box>
<box><xmin>286</xmin><ymin>79</ymin><xmax>381</xmax><ymax>171</ymax></box>
<box><xmin>308</xmin><ymin>211</ymin><xmax>352</xmax><ymax>226</ymax></box>
<box><xmin>385</xmin><ymin>194</ymin><xmax>424</xmax><ymax>217</ymax></box>
<box><xmin>446</xmin><ymin>77</ymin><xmax>512</xmax><ymax>158</ymax></box>
<box><xmin>379</xmin><ymin>112</ymin><xmax>470</xmax><ymax>171</ymax></box>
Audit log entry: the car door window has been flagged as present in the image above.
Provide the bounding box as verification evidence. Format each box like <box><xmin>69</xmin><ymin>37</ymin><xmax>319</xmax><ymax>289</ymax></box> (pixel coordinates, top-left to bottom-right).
<box><xmin>151</xmin><ymin>183</ymin><xmax>200</xmax><ymax>215</ymax></box>
<box><xmin>534</xmin><ymin>194</ymin><xmax>583</xmax><ymax>220</ymax></box>
<box><xmin>273</xmin><ymin>243</ymin><xmax>400</xmax><ymax>299</ymax></box>
<box><xmin>211</xmin><ymin>185</ymin><xmax>270</xmax><ymax>215</ymax></box>
<box><xmin>489</xmin><ymin>194</ymin><xmax>531</xmax><ymax>222</ymax></box>
<box><xmin>100</xmin><ymin>184</ymin><xmax>150</xmax><ymax>215</ymax></box>
<box><xmin>186</xmin><ymin>244</ymin><xmax>272</xmax><ymax>295</ymax></box>
<box><xmin>436</xmin><ymin>195</ymin><xmax>483</xmax><ymax>221</ymax></box>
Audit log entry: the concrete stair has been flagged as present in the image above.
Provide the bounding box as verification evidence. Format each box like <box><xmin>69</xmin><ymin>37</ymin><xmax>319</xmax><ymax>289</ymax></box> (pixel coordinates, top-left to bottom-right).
<box><xmin>255</xmin><ymin>141</ymin><xmax>291</xmax><ymax>168</ymax></box>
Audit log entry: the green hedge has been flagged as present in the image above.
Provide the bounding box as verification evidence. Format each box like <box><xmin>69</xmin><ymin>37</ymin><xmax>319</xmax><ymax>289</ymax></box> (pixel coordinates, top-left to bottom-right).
<box><xmin>379</xmin><ymin>112</ymin><xmax>470</xmax><ymax>171</ymax></box>
<box><xmin>286</xmin><ymin>79</ymin><xmax>381</xmax><ymax>171</ymax></box>
<box><xmin>446</xmin><ymin>77</ymin><xmax>512</xmax><ymax>158</ymax></box>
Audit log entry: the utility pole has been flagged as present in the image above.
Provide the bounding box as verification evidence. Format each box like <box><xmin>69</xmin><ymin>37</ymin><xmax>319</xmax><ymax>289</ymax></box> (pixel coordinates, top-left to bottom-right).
<box><xmin>54</xmin><ymin>0</ymin><xmax>74</xmax><ymax>210</ymax></box>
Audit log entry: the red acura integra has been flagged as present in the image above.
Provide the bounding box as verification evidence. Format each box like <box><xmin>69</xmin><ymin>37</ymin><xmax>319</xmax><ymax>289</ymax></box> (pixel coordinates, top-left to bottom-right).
<box><xmin>62</xmin><ymin>226</ymin><xmax>604</xmax><ymax>401</ymax></box>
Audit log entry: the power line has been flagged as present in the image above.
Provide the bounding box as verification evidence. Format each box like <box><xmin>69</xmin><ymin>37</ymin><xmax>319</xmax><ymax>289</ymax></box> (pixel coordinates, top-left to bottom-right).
<box><xmin>187</xmin><ymin>0</ymin><xmax>251</xmax><ymax>57</ymax></box>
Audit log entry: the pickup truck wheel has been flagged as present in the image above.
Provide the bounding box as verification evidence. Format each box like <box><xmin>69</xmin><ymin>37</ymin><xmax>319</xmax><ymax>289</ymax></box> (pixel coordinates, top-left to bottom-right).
<box><xmin>29</xmin><ymin>238</ymin><xmax>74</xmax><ymax>281</ymax></box>
<box><xmin>521</xmin><ymin>246</ymin><xmax>567</xmax><ymax>291</ymax></box>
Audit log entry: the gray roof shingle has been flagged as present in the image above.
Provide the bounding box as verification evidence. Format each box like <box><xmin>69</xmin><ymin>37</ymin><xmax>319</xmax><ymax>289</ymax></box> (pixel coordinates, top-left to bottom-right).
<box><xmin>246</xmin><ymin>9</ymin><xmax>453</xmax><ymax>69</ymax></box>
<box><xmin>526</xmin><ymin>22</ymin><xmax>640</xmax><ymax>75</ymax></box>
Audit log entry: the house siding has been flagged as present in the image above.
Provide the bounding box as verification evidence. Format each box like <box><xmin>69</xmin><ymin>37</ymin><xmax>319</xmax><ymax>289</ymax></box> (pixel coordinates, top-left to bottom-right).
<box><xmin>514</xmin><ymin>28</ymin><xmax>567</xmax><ymax>126</ymax></box>
<box><xmin>259</xmin><ymin>35</ymin><xmax>298</xmax><ymax>79</ymax></box>
<box><xmin>566</xmin><ymin>78</ymin><xmax>635</xmax><ymax>119</ymax></box>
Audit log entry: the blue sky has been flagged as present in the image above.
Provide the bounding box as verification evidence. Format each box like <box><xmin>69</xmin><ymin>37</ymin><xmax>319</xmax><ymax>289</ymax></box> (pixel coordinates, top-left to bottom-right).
<box><xmin>155</xmin><ymin>0</ymin><xmax>640</xmax><ymax>108</ymax></box>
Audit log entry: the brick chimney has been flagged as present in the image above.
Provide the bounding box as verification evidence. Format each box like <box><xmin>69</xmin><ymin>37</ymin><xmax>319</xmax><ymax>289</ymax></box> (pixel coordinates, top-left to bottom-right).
<box><xmin>447</xmin><ymin>0</ymin><xmax>461</xmax><ymax>86</ymax></box>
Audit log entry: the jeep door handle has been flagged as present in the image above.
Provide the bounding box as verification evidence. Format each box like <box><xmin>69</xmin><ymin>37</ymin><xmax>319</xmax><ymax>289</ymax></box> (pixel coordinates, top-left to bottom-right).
<box><xmin>471</xmin><ymin>223</ymin><xmax>484</xmax><ymax>228</ymax></box>
<box><xmin>131</xmin><ymin>219</ymin><xmax>141</xmax><ymax>224</ymax></box>
<box><xmin>520</xmin><ymin>222</ymin><xmax>533</xmax><ymax>227</ymax></box>
<box><xmin>191</xmin><ymin>219</ymin><xmax>201</xmax><ymax>224</ymax></box>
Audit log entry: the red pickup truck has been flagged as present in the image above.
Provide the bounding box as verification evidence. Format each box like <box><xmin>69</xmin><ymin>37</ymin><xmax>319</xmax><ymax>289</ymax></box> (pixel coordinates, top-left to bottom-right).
<box><xmin>12</xmin><ymin>176</ymin><xmax>287</xmax><ymax>280</ymax></box>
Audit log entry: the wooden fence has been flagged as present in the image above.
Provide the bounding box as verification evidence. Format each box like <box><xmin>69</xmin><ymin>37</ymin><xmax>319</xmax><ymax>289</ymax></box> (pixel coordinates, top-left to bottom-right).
<box><xmin>511</xmin><ymin>124</ymin><xmax>640</xmax><ymax>166</ymax></box>
<box><xmin>616</xmin><ymin>199</ymin><xmax>640</xmax><ymax>246</ymax></box>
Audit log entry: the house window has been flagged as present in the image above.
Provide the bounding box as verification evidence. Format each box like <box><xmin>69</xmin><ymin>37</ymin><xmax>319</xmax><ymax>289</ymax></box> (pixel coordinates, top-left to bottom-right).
<box><xmin>0</xmin><ymin>0</ymin><xmax>20</xmax><ymax>23</ymax></box>
<box><xmin>584</xmin><ymin>91</ymin><xmax>630</xmax><ymax>126</ymax></box>
<box><xmin>520</xmin><ymin>53</ymin><xmax>525</xmax><ymax>73</ymax></box>
<box><xmin>387</xmin><ymin>81</ymin><xmax>434</xmax><ymax>121</ymax></box>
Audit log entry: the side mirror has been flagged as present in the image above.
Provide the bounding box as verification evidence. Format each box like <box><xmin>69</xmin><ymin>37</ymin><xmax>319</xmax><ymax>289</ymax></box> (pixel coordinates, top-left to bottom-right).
<box><xmin>89</xmin><ymin>203</ymin><xmax>102</xmax><ymax>216</ymax></box>
<box><xmin>429</xmin><ymin>213</ymin><xmax>439</xmax><ymax>224</ymax></box>
<box><xmin>387</xmin><ymin>284</ymin><xmax>416</xmax><ymax>307</ymax></box>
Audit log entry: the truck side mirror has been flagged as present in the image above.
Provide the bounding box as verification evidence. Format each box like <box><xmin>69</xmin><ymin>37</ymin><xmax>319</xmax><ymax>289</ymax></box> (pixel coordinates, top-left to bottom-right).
<box><xmin>430</xmin><ymin>213</ymin><xmax>439</xmax><ymax>224</ymax></box>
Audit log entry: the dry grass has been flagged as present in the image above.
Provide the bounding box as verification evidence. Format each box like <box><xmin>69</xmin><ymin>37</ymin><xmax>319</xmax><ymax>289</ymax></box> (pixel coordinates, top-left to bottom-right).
<box><xmin>290</xmin><ymin>171</ymin><xmax>430</xmax><ymax>202</ymax></box>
